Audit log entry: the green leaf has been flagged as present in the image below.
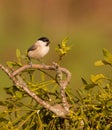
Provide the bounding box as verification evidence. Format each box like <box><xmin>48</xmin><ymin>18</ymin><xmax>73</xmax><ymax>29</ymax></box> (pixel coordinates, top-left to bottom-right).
<box><xmin>16</xmin><ymin>48</ymin><xmax>22</xmax><ymax>65</ymax></box>
<box><xmin>81</xmin><ymin>77</ymin><xmax>96</xmax><ymax>90</ymax></box>
<box><xmin>84</xmin><ymin>83</ymin><xmax>96</xmax><ymax>90</ymax></box>
<box><xmin>4</xmin><ymin>87</ymin><xmax>14</xmax><ymax>96</ymax></box>
<box><xmin>0</xmin><ymin>117</ymin><xmax>8</xmax><ymax>122</ymax></box>
<box><xmin>0</xmin><ymin>101</ymin><xmax>6</xmax><ymax>106</ymax></box>
<box><xmin>94</xmin><ymin>60</ymin><xmax>105</xmax><ymax>66</ymax></box>
<box><xmin>55</xmin><ymin>37</ymin><xmax>71</xmax><ymax>62</ymax></box>
<box><xmin>91</xmin><ymin>74</ymin><xmax>105</xmax><ymax>84</ymax></box>
<box><xmin>6</xmin><ymin>61</ymin><xmax>17</xmax><ymax>68</ymax></box>
<box><xmin>105</xmin><ymin>124</ymin><xmax>111</xmax><ymax>130</ymax></box>
<box><xmin>16</xmin><ymin>48</ymin><xmax>21</xmax><ymax>59</ymax></box>
<box><xmin>81</xmin><ymin>77</ymin><xmax>88</xmax><ymax>85</ymax></box>
<box><xmin>15</xmin><ymin>91</ymin><xmax>23</xmax><ymax>99</ymax></box>
<box><xmin>103</xmin><ymin>48</ymin><xmax>112</xmax><ymax>65</ymax></box>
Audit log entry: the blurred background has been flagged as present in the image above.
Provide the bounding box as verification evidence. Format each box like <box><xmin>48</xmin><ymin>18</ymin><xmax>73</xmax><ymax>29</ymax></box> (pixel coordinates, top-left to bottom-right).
<box><xmin>0</xmin><ymin>0</ymin><xmax>112</xmax><ymax>96</ymax></box>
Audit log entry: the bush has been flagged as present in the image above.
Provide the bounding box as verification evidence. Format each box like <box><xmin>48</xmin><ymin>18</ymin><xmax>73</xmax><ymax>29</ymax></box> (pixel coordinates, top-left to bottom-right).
<box><xmin>0</xmin><ymin>39</ymin><xmax>112</xmax><ymax>130</ymax></box>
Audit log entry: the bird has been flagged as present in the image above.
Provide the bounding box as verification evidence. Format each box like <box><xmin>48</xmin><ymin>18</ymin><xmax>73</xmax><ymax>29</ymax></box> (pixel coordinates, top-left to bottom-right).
<box><xmin>27</xmin><ymin>37</ymin><xmax>50</xmax><ymax>65</ymax></box>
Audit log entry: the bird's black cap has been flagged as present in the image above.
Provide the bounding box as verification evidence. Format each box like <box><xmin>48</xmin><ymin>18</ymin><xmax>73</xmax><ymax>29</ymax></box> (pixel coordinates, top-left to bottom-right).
<box><xmin>38</xmin><ymin>37</ymin><xmax>50</xmax><ymax>43</ymax></box>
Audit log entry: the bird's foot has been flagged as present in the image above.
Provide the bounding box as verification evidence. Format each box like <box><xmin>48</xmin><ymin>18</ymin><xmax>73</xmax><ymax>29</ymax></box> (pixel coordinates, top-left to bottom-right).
<box><xmin>29</xmin><ymin>61</ymin><xmax>33</xmax><ymax>67</ymax></box>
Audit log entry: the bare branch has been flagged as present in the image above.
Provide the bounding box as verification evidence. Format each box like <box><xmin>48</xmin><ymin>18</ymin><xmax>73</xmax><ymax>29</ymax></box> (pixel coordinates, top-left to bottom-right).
<box><xmin>0</xmin><ymin>62</ymin><xmax>71</xmax><ymax>117</ymax></box>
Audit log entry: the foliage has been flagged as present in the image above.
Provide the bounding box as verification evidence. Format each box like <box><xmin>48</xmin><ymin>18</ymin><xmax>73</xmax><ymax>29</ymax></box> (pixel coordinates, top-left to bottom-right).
<box><xmin>55</xmin><ymin>37</ymin><xmax>71</xmax><ymax>63</ymax></box>
<box><xmin>0</xmin><ymin>43</ymin><xmax>112</xmax><ymax>129</ymax></box>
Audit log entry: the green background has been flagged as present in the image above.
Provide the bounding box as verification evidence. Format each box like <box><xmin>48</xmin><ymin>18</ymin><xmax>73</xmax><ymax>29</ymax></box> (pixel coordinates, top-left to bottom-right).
<box><xmin>0</xmin><ymin>0</ymin><xmax>112</xmax><ymax>97</ymax></box>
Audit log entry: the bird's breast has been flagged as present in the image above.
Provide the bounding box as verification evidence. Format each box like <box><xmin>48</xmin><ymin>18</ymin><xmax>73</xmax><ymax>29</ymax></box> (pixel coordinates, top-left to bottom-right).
<box><xmin>28</xmin><ymin>45</ymin><xmax>49</xmax><ymax>60</ymax></box>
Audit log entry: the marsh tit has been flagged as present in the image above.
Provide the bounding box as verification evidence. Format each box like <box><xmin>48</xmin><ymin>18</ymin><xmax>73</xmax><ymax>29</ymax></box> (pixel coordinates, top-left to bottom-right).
<box><xmin>27</xmin><ymin>37</ymin><xmax>50</xmax><ymax>64</ymax></box>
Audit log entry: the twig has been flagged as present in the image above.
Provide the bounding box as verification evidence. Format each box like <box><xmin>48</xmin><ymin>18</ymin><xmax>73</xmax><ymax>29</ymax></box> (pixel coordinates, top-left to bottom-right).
<box><xmin>52</xmin><ymin>62</ymin><xmax>71</xmax><ymax>112</ymax></box>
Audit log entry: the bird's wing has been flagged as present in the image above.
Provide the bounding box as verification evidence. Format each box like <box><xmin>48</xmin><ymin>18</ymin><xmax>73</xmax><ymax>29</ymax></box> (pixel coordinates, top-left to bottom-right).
<box><xmin>27</xmin><ymin>44</ymin><xmax>37</xmax><ymax>52</ymax></box>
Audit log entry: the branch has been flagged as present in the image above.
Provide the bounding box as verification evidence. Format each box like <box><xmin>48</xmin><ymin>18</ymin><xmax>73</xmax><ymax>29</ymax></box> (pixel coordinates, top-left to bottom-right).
<box><xmin>0</xmin><ymin>62</ymin><xmax>71</xmax><ymax>117</ymax></box>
